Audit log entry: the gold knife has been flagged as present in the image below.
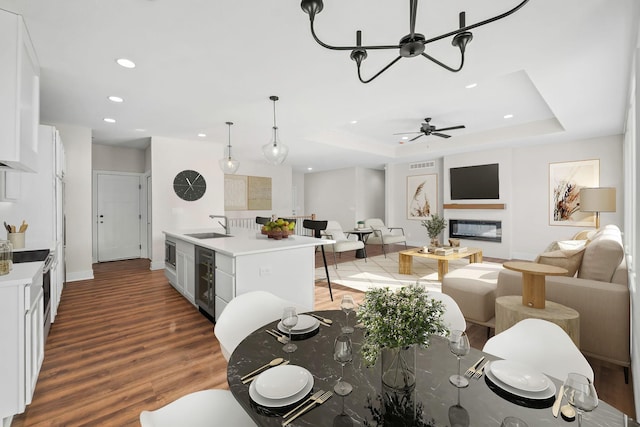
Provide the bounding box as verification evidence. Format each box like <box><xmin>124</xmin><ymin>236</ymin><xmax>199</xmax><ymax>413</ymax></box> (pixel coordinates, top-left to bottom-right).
<box><xmin>552</xmin><ymin>385</ymin><xmax>564</xmax><ymax>417</ymax></box>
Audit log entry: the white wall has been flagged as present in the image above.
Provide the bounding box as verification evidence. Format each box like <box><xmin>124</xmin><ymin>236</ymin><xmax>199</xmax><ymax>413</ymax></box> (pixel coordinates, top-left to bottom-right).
<box><xmin>92</xmin><ymin>144</ymin><xmax>146</xmax><ymax>173</ymax></box>
<box><xmin>149</xmin><ymin>136</ymin><xmax>225</xmax><ymax>269</ymax></box>
<box><xmin>385</xmin><ymin>135</ymin><xmax>624</xmax><ymax>260</ymax></box>
<box><xmin>304</xmin><ymin>166</ymin><xmax>383</xmax><ymax>230</ymax></box>
<box><xmin>222</xmin><ymin>159</ymin><xmax>293</xmax><ymax>220</ymax></box>
<box><xmin>292</xmin><ymin>170</ymin><xmax>305</xmax><ymax>216</ymax></box>
<box><xmin>57</xmin><ymin>124</ymin><xmax>94</xmax><ymax>281</ymax></box>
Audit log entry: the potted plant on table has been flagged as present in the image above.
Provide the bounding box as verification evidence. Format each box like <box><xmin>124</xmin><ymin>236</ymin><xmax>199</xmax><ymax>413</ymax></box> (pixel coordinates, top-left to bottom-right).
<box><xmin>421</xmin><ymin>214</ymin><xmax>447</xmax><ymax>247</ymax></box>
<box><xmin>357</xmin><ymin>285</ymin><xmax>448</xmax><ymax>391</ymax></box>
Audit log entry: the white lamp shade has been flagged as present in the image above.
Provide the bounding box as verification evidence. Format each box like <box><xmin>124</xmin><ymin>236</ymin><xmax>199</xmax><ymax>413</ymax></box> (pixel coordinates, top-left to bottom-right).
<box><xmin>579</xmin><ymin>187</ymin><xmax>616</xmax><ymax>212</ymax></box>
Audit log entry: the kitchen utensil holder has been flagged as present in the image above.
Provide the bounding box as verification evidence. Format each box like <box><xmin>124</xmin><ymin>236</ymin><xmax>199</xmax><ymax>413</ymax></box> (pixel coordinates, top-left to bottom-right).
<box><xmin>8</xmin><ymin>232</ymin><xmax>25</xmax><ymax>249</ymax></box>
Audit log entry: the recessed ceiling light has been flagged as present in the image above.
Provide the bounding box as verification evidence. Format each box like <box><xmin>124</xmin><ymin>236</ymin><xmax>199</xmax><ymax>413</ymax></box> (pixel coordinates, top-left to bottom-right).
<box><xmin>504</xmin><ymin>114</ymin><xmax>514</xmax><ymax>119</ymax></box>
<box><xmin>116</xmin><ymin>58</ymin><xmax>136</xmax><ymax>69</ymax></box>
<box><xmin>135</xmin><ymin>128</ymin><xmax>146</xmax><ymax>132</ymax></box>
<box><xmin>197</xmin><ymin>133</ymin><xmax>206</xmax><ymax>137</ymax></box>
<box><xmin>108</xmin><ymin>96</ymin><xmax>124</xmax><ymax>103</ymax></box>
<box><xmin>465</xmin><ymin>83</ymin><xmax>478</xmax><ymax>89</ymax></box>
<box><xmin>401</xmin><ymin>136</ymin><xmax>408</xmax><ymax>140</ymax></box>
<box><xmin>104</xmin><ymin>118</ymin><xmax>116</xmax><ymax>123</ymax></box>
<box><xmin>350</xmin><ymin>120</ymin><xmax>358</xmax><ymax>124</ymax></box>
<box><xmin>307</xmin><ymin>167</ymin><xmax>313</xmax><ymax>171</ymax></box>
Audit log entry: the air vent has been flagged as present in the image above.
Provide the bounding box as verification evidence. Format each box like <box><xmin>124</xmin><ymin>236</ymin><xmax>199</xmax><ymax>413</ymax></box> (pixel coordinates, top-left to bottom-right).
<box><xmin>409</xmin><ymin>161</ymin><xmax>435</xmax><ymax>170</ymax></box>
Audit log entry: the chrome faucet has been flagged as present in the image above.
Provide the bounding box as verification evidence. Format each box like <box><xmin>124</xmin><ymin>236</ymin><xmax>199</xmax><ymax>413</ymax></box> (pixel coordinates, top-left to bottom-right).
<box><xmin>209</xmin><ymin>215</ymin><xmax>229</xmax><ymax>235</ymax></box>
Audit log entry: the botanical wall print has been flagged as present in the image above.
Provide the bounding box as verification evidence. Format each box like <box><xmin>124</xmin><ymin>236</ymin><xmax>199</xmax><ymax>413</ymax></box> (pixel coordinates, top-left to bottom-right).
<box><xmin>407</xmin><ymin>174</ymin><xmax>437</xmax><ymax>219</ymax></box>
<box><xmin>549</xmin><ymin>159</ymin><xmax>599</xmax><ymax>226</ymax></box>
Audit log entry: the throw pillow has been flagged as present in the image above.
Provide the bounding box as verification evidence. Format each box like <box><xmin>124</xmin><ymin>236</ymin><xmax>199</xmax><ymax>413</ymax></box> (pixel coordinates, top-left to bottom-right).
<box><xmin>535</xmin><ymin>247</ymin><xmax>586</xmax><ymax>277</ymax></box>
<box><xmin>578</xmin><ymin>231</ymin><xmax>624</xmax><ymax>282</ymax></box>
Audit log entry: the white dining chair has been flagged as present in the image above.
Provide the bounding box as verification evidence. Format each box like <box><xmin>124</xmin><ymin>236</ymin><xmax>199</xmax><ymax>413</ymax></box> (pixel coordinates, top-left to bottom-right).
<box><xmin>323</xmin><ymin>220</ymin><xmax>365</xmax><ymax>267</ymax></box>
<box><xmin>429</xmin><ymin>291</ymin><xmax>467</xmax><ymax>333</ymax></box>
<box><xmin>214</xmin><ymin>290</ymin><xmax>307</xmax><ymax>361</ymax></box>
<box><xmin>482</xmin><ymin>318</ymin><xmax>594</xmax><ymax>381</ymax></box>
<box><xmin>364</xmin><ymin>218</ymin><xmax>407</xmax><ymax>258</ymax></box>
<box><xmin>139</xmin><ymin>389</ymin><xmax>256</xmax><ymax>427</ymax></box>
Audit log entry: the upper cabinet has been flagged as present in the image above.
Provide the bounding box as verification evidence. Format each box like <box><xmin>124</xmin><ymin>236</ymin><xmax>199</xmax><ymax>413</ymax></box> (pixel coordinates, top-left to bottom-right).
<box><xmin>0</xmin><ymin>10</ymin><xmax>40</xmax><ymax>173</ymax></box>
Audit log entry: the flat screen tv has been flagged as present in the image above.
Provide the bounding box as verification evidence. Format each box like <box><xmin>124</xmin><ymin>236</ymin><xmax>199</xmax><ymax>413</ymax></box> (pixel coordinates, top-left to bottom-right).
<box><xmin>450</xmin><ymin>163</ymin><xmax>499</xmax><ymax>200</ymax></box>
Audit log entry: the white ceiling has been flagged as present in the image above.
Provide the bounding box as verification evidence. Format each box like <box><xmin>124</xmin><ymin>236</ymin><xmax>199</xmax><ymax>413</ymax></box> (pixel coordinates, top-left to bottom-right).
<box><xmin>1</xmin><ymin>0</ymin><xmax>638</xmax><ymax>172</ymax></box>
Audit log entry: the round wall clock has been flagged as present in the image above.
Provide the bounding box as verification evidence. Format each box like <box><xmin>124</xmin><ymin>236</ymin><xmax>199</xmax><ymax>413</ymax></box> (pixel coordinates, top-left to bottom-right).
<box><xmin>173</xmin><ymin>170</ymin><xmax>207</xmax><ymax>201</ymax></box>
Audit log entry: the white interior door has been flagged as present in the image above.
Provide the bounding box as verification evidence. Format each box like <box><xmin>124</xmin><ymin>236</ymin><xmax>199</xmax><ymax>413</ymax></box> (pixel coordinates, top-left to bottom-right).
<box><xmin>97</xmin><ymin>173</ymin><xmax>141</xmax><ymax>262</ymax></box>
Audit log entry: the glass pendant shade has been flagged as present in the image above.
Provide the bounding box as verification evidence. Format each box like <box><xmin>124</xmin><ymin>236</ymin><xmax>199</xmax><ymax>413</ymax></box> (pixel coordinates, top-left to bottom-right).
<box><xmin>263</xmin><ymin>95</ymin><xmax>289</xmax><ymax>165</ymax></box>
<box><xmin>219</xmin><ymin>121</ymin><xmax>240</xmax><ymax>174</ymax></box>
<box><xmin>262</xmin><ymin>126</ymin><xmax>289</xmax><ymax>165</ymax></box>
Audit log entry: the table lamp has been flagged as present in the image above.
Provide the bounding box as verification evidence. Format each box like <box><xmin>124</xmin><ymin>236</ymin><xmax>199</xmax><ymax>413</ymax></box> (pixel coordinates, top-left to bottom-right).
<box><xmin>579</xmin><ymin>187</ymin><xmax>616</xmax><ymax>229</ymax></box>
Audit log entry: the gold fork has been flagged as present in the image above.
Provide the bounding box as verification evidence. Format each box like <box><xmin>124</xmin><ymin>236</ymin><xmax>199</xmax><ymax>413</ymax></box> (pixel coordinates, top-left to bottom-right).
<box><xmin>473</xmin><ymin>361</ymin><xmax>490</xmax><ymax>379</ymax></box>
<box><xmin>464</xmin><ymin>356</ymin><xmax>485</xmax><ymax>378</ymax></box>
<box><xmin>282</xmin><ymin>390</ymin><xmax>325</xmax><ymax>419</ymax></box>
<box><xmin>282</xmin><ymin>391</ymin><xmax>333</xmax><ymax>426</ymax></box>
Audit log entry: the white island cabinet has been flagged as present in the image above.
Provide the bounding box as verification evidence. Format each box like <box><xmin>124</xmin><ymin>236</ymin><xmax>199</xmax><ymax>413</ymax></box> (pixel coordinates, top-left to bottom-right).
<box><xmin>164</xmin><ymin>228</ymin><xmax>332</xmax><ymax>320</ymax></box>
<box><xmin>0</xmin><ymin>262</ymin><xmax>44</xmax><ymax>422</ymax></box>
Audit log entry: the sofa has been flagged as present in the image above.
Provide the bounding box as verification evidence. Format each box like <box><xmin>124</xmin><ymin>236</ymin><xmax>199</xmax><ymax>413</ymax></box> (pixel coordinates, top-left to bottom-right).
<box><xmin>443</xmin><ymin>224</ymin><xmax>630</xmax><ymax>376</ymax></box>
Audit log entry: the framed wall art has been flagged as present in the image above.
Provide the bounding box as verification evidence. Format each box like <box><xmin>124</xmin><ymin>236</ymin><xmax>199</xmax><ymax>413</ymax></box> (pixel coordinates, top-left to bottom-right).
<box><xmin>407</xmin><ymin>174</ymin><xmax>437</xmax><ymax>219</ymax></box>
<box><xmin>549</xmin><ymin>159</ymin><xmax>599</xmax><ymax>226</ymax></box>
<box><xmin>224</xmin><ymin>174</ymin><xmax>273</xmax><ymax>211</ymax></box>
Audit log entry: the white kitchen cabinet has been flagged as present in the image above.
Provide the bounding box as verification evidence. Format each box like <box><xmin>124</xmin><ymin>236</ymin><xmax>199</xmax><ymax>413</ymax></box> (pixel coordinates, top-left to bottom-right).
<box><xmin>0</xmin><ymin>10</ymin><xmax>40</xmax><ymax>172</ymax></box>
<box><xmin>0</xmin><ymin>170</ymin><xmax>21</xmax><ymax>201</ymax></box>
<box><xmin>0</xmin><ymin>263</ymin><xmax>44</xmax><ymax>419</ymax></box>
<box><xmin>175</xmin><ymin>239</ymin><xmax>195</xmax><ymax>304</ymax></box>
<box><xmin>214</xmin><ymin>253</ymin><xmax>235</xmax><ymax>321</ymax></box>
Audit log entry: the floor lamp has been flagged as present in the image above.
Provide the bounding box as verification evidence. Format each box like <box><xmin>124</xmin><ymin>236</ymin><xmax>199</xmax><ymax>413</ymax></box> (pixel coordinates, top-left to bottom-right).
<box><xmin>579</xmin><ymin>187</ymin><xmax>616</xmax><ymax>229</ymax></box>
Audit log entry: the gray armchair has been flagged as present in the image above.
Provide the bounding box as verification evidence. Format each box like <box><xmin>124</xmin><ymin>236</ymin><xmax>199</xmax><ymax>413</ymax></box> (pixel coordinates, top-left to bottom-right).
<box><xmin>364</xmin><ymin>218</ymin><xmax>407</xmax><ymax>258</ymax></box>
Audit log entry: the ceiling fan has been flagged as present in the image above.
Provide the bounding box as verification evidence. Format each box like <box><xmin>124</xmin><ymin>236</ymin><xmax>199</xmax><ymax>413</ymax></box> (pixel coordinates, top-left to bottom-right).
<box><xmin>394</xmin><ymin>118</ymin><xmax>465</xmax><ymax>141</ymax></box>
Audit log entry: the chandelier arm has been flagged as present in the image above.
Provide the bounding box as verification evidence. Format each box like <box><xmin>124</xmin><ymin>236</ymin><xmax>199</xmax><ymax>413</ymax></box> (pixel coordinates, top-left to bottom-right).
<box><xmin>422</xmin><ymin>0</ymin><xmax>529</xmax><ymax>45</ymax></box>
<box><xmin>309</xmin><ymin>19</ymin><xmax>400</xmax><ymax>51</ymax></box>
<box><xmin>356</xmin><ymin>56</ymin><xmax>403</xmax><ymax>84</ymax></box>
<box><xmin>420</xmin><ymin>51</ymin><xmax>464</xmax><ymax>73</ymax></box>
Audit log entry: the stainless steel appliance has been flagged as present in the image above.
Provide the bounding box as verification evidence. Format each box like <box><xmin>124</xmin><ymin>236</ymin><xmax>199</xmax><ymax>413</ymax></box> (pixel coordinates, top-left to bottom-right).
<box><xmin>13</xmin><ymin>249</ymin><xmax>54</xmax><ymax>340</ymax></box>
<box><xmin>195</xmin><ymin>245</ymin><xmax>215</xmax><ymax>322</ymax></box>
<box><xmin>165</xmin><ymin>239</ymin><xmax>176</xmax><ymax>269</ymax></box>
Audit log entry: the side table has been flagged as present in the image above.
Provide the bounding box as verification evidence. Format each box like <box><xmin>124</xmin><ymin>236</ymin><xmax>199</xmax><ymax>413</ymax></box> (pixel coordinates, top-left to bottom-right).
<box><xmin>346</xmin><ymin>229</ymin><xmax>372</xmax><ymax>259</ymax></box>
<box><xmin>502</xmin><ymin>261</ymin><xmax>568</xmax><ymax>308</ymax></box>
<box><xmin>495</xmin><ymin>295</ymin><xmax>580</xmax><ymax>347</ymax></box>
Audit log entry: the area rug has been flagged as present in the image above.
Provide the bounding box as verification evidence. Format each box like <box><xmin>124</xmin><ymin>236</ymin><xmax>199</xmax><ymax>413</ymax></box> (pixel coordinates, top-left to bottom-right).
<box><xmin>315</xmin><ymin>252</ymin><xmax>499</xmax><ymax>294</ymax></box>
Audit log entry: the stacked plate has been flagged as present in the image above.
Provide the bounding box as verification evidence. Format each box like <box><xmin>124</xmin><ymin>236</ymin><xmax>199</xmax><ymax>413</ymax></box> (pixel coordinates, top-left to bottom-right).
<box><xmin>485</xmin><ymin>360</ymin><xmax>556</xmax><ymax>400</ymax></box>
<box><xmin>277</xmin><ymin>314</ymin><xmax>320</xmax><ymax>335</ymax></box>
<box><xmin>249</xmin><ymin>365</ymin><xmax>314</xmax><ymax>407</ymax></box>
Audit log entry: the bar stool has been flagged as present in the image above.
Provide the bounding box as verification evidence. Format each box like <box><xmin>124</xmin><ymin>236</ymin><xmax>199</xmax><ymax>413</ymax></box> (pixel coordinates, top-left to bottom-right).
<box><xmin>303</xmin><ymin>219</ymin><xmax>333</xmax><ymax>301</ymax></box>
<box><xmin>255</xmin><ymin>216</ymin><xmax>270</xmax><ymax>225</ymax></box>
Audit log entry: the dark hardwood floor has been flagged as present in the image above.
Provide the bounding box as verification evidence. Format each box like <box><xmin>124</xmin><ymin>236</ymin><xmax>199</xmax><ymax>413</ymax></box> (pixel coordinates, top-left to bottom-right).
<box><xmin>11</xmin><ymin>245</ymin><xmax>634</xmax><ymax>426</ymax></box>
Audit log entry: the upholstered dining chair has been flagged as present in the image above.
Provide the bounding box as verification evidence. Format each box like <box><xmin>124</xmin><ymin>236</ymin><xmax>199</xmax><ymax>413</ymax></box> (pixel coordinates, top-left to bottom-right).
<box><xmin>429</xmin><ymin>291</ymin><xmax>467</xmax><ymax>333</ymax></box>
<box><xmin>303</xmin><ymin>219</ymin><xmax>333</xmax><ymax>301</ymax></box>
<box><xmin>214</xmin><ymin>291</ymin><xmax>306</xmax><ymax>361</ymax></box>
<box><xmin>482</xmin><ymin>318</ymin><xmax>594</xmax><ymax>381</ymax></box>
<box><xmin>139</xmin><ymin>389</ymin><xmax>256</xmax><ymax>427</ymax></box>
<box><xmin>364</xmin><ymin>218</ymin><xmax>407</xmax><ymax>258</ymax></box>
<box><xmin>323</xmin><ymin>220</ymin><xmax>366</xmax><ymax>267</ymax></box>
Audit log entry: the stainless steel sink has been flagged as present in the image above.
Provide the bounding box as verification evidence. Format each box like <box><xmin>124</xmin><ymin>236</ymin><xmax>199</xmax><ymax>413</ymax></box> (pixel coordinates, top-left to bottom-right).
<box><xmin>185</xmin><ymin>232</ymin><xmax>232</xmax><ymax>239</ymax></box>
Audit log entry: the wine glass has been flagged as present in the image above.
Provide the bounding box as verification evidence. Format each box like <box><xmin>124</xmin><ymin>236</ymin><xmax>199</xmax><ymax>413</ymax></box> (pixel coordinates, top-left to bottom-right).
<box><xmin>563</xmin><ymin>372</ymin><xmax>598</xmax><ymax>427</ymax></box>
<box><xmin>334</xmin><ymin>334</ymin><xmax>353</xmax><ymax>396</ymax></box>
<box><xmin>448</xmin><ymin>330</ymin><xmax>470</xmax><ymax>388</ymax></box>
<box><xmin>340</xmin><ymin>295</ymin><xmax>355</xmax><ymax>334</ymax></box>
<box><xmin>500</xmin><ymin>417</ymin><xmax>528</xmax><ymax>427</ymax></box>
<box><xmin>281</xmin><ymin>307</ymin><xmax>298</xmax><ymax>353</ymax></box>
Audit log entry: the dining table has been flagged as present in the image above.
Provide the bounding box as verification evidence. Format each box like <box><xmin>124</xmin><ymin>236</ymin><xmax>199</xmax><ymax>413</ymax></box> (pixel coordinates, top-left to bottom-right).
<box><xmin>227</xmin><ymin>310</ymin><xmax>629</xmax><ymax>426</ymax></box>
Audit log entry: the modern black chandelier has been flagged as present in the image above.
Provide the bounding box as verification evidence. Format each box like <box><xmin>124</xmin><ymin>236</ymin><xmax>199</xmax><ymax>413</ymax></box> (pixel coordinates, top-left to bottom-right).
<box><xmin>300</xmin><ymin>0</ymin><xmax>530</xmax><ymax>84</ymax></box>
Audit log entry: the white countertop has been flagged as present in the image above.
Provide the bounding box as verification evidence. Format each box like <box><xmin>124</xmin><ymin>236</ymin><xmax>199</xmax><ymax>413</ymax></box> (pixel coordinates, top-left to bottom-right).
<box><xmin>0</xmin><ymin>262</ymin><xmax>43</xmax><ymax>287</ymax></box>
<box><xmin>164</xmin><ymin>227</ymin><xmax>333</xmax><ymax>257</ymax></box>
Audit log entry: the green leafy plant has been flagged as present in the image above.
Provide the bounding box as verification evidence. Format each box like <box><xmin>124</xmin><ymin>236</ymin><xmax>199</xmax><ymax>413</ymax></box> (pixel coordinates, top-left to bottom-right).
<box><xmin>421</xmin><ymin>214</ymin><xmax>447</xmax><ymax>239</ymax></box>
<box><xmin>357</xmin><ymin>285</ymin><xmax>448</xmax><ymax>366</ymax></box>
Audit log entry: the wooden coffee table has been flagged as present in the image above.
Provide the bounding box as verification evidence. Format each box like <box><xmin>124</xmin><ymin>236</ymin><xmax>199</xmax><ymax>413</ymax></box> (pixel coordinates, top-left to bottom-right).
<box><xmin>502</xmin><ymin>261</ymin><xmax>568</xmax><ymax>309</ymax></box>
<box><xmin>398</xmin><ymin>247</ymin><xmax>483</xmax><ymax>281</ymax></box>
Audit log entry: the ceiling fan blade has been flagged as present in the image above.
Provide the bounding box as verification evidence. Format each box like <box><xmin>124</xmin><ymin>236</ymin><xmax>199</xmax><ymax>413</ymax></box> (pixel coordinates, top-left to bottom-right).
<box><xmin>432</xmin><ymin>132</ymin><xmax>451</xmax><ymax>138</ymax></box>
<box><xmin>409</xmin><ymin>134</ymin><xmax>425</xmax><ymax>141</ymax></box>
<box><xmin>393</xmin><ymin>131</ymin><xmax>422</xmax><ymax>135</ymax></box>
<box><xmin>434</xmin><ymin>125</ymin><xmax>465</xmax><ymax>132</ymax></box>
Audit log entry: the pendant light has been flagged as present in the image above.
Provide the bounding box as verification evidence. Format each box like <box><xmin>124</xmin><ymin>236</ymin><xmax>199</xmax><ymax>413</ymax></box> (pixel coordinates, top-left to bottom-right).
<box><xmin>219</xmin><ymin>121</ymin><xmax>240</xmax><ymax>174</ymax></box>
<box><xmin>262</xmin><ymin>95</ymin><xmax>289</xmax><ymax>165</ymax></box>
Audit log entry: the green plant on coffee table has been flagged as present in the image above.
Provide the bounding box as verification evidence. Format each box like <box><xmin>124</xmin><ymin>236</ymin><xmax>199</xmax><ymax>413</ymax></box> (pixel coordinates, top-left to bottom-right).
<box><xmin>357</xmin><ymin>285</ymin><xmax>448</xmax><ymax>366</ymax></box>
<box><xmin>421</xmin><ymin>214</ymin><xmax>447</xmax><ymax>240</ymax></box>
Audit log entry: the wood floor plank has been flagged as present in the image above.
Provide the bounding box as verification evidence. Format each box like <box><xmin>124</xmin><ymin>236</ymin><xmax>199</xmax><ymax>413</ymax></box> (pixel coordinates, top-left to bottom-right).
<box><xmin>10</xmin><ymin>249</ymin><xmax>634</xmax><ymax>426</ymax></box>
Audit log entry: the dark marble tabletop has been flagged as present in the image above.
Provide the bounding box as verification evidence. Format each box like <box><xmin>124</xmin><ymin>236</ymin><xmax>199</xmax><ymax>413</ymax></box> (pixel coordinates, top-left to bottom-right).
<box><xmin>227</xmin><ymin>310</ymin><xmax>625</xmax><ymax>426</ymax></box>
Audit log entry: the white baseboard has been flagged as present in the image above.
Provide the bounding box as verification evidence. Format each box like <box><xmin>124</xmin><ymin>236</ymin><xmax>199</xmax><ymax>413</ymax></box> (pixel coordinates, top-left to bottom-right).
<box><xmin>65</xmin><ymin>270</ymin><xmax>95</xmax><ymax>282</ymax></box>
<box><xmin>3</xmin><ymin>415</ymin><xmax>14</xmax><ymax>427</ymax></box>
<box><xmin>150</xmin><ymin>261</ymin><xmax>165</xmax><ymax>270</ymax></box>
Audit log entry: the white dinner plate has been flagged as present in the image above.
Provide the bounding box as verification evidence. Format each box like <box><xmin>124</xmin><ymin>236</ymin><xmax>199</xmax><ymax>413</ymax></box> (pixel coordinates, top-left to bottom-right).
<box><xmin>249</xmin><ymin>370</ymin><xmax>314</xmax><ymax>407</ymax></box>
<box><xmin>255</xmin><ymin>365</ymin><xmax>310</xmax><ymax>400</ymax></box>
<box><xmin>277</xmin><ymin>315</ymin><xmax>319</xmax><ymax>334</ymax></box>
<box><xmin>490</xmin><ymin>360</ymin><xmax>551</xmax><ymax>392</ymax></box>
<box><xmin>486</xmin><ymin>364</ymin><xmax>556</xmax><ymax>400</ymax></box>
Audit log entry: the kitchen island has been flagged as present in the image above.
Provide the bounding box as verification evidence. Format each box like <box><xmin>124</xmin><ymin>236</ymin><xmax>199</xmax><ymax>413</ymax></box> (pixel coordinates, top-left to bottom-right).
<box><xmin>163</xmin><ymin>228</ymin><xmax>332</xmax><ymax>322</ymax></box>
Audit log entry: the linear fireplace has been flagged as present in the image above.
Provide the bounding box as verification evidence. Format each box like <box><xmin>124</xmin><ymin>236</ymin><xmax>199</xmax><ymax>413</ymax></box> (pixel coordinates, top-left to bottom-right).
<box><xmin>449</xmin><ymin>219</ymin><xmax>502</xmax><ymax>243</ymax></box>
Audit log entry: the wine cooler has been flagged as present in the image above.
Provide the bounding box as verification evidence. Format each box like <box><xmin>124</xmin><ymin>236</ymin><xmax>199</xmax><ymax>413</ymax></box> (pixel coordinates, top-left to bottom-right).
<box><xmin>195</xmin><ymin>246</ymin><xmax>215</xmax><ymax>322</ymax></box>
